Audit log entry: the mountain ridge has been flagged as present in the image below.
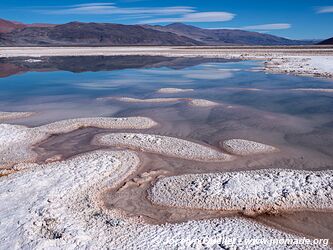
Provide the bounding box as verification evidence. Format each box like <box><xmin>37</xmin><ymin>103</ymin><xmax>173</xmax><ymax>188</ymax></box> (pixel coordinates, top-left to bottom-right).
<box><xmin>318</xmin><ymin>37</ymin><xmax>333</xmax><ymax>45</ymax></box>
<box><xmin>0</xmin><ymin>18</ymin><xmax>318</xmax><ymax>46</ymax></box>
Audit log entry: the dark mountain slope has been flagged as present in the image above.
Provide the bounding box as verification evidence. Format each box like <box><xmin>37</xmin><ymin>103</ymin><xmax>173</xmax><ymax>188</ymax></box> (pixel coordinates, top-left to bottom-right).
<box><xmin>145</xmin><ymin>23</ymin><xmax>310</xmax><ymax>45</ymax></box>
<box><xmin>318</xmin><ymin>37</ymin><xmax>333</xmax><ymax>45</ymax></box>
<box><xmin>0</xmin><ymin>22</ymin><xmax>202</xmax><ymax>46</ymax></box>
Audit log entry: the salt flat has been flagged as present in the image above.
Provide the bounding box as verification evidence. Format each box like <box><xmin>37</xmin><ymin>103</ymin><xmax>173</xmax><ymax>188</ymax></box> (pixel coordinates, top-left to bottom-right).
<box><xmin>1</xmin><ymin>46</ymin><xmax>333</xmax><ymax>78</ymax></box>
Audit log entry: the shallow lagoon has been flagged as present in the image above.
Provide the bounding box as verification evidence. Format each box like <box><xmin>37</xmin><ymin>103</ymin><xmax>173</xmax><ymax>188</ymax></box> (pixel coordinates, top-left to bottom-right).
<box><xmin>0</xmin><ymin>56</ymin><xmax>332</xmax><ymax>240</ymax></box>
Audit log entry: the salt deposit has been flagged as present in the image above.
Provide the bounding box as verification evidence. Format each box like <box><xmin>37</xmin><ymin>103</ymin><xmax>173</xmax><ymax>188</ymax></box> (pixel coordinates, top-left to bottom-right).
<box><xmin>0</xmin><ymin>111</ymin><xmax>35</xmax><ymax>122</ymax></box>
<box><xmin>101</xmin><ymin>96</ymin><xmax>219</xmax><ymax>107</ymax></box>
<box><xmin>156</xmin><ymin>88</ymin><xmax>194</xmax><ymax>94</ymax></box>
<box><xmin>292</xmin><ymin>88</ymin><xmax>333</xmax><ymax>93</ymax></box>
<box><xmin>222</xmin><ymin>139</ymin><xmax>277</xmax><ymax>155</ymax></box>
<box><xmin>1</xmin><ymin>47</ymin><xmax>332</xmax><ymax>79</ymax></box>
<box><xmin>188</xmin><ymin>99</ymin><xmax>219</xmax><ymax>107</ymax></box>
<box><xmin>149</xmin><ymin>169</ymin><xmax>333</xmax><ymax>215</ymax></box>
<box><xmin>0</xmin><ymin>150</ymin><xmax>325</xmax><ymax>249</ymax></box>
<box><xmin>0</xmin><ymin>117</ymin><xmax>157</xmax><ymax>168</ymax></box>
<box><xmin>94</xmin><ymin>133</ymin><xmax>234</xmax><ymax>162</ymax></box>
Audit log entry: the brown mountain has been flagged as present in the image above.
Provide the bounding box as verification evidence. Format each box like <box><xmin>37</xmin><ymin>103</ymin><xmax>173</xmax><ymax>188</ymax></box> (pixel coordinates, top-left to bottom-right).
<box><xmin>0</xmin><ymin>19</ymin><xmax>25</xmax><ymax>33</ymax></box>
<box><xmin>145</xmin><ymin>23</ymin><xmax>309</xmax><ymax>45</ymax></box>
<box><xmin>0</xmin><ymin>18</ymin><xmax>56</xmax><ymax>34</ymax></box>
<box><xmin>318</xmin><ymin>37</ymin><xmax>333</xmax><ymax>45</ymax></box>
<box><xmin>0</xmin><ymin>21</ymin><xmax>202</xmax><ymax>46</ymax></box>
<box><xmin>0</xmin><ymin>18</ymin><xmax>312</xmax><ymax>46</ymax></box>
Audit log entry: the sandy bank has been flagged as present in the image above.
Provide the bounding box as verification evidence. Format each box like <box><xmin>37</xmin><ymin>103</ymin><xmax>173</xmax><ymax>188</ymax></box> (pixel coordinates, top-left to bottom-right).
<box><xmin>100</xmin><ymin>96</ymin><xmax>219</xmax><ymax>107</ymax></box>
<box><xmin>222</xmin><ymin>139</ymin><xmax>277</xmax><ymax>156</ymax></box>
<box><xmin>94</xmin><ymin>133</ymin><xmax>234</xmax><ymax>162</ymax></box>
<box><xmin>149</xmin><ymin>169</ymin><xmax>333</xmax><ymax>215</ymax></box>
<box><xmin>0</xmin><ymin>116</ymin><xmax>157</xmax><ymax>169</ymax></box>
<box><xmin>156</xmin><ymin>88</ymin><xmax>194</xmax><ymax>94</ymax></box>
<box><xmin>0</xmin><ymin>150</ymin><xmax>326</xmax><ymax>249</ymax></box>
<box><xmin>0</xmin><ymin>111</ymin><xmax>35</xmax><ymax>122</ymax></box>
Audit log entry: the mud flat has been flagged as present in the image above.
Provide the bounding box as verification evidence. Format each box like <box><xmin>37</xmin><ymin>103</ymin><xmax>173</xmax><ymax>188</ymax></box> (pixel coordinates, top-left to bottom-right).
<box><xmin>0</xmin><ymin>150</ymin><xmax>328</xmax><ymax>249</ymax></box>
<box><xmin>0</xmin><ymin>116</ymin><xmax>156</xmax><ymax>169</ymax></box>
<box><xmin>1</xmin><ymin>46</ymin><xmax>333</xmax><ymax>78</ymax></box>
<box><xmin>94</xmin><ymin>133</ymin><xmax>234</xmax><ymax>162</ymax></box>
<box><xmin>222</xmin><ymin>139</ymin><xmax>277</xmax><ymax>156</ymax></box>
<box><xmin>149</xmin><ymin>169</ymin><xmax>333</xmax><ymax>215</ymax></box>
<box><xmin>0</xmin><ymin>111</ymin><xmax>35</xmax><ymax>122</ymax></box>
<box><xmin>100</xmin><ymin>96</ymin><xmax>219</xmax><ymax>107</ymax></box>
<box><xmin>156</xmin><ymin>88</ymin><xmax>194</xmax><ymax>94</ymax></box>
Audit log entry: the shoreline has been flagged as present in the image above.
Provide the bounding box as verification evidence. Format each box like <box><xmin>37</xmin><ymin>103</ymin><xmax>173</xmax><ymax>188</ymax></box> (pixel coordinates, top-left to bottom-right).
<box><xmin>1</xmin><ymin>46</ymin><xmax>333</xmax><ymax>79</ymax></box>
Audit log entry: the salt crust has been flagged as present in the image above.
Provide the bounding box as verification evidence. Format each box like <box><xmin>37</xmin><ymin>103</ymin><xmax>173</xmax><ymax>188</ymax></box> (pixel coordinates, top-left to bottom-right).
<box><xmin>292</xmin><ymin>88</ymin><xmax>333</xmax><ymax>93</ymax></box>
<box><xmin>1</xmin><ymin>47</ymin><xmax>332</xmax><ymax>78</ymax></box>
<box><xmin>100</xmin><ymin>96</ymin><xmax>219</xmax><ymax>107</ymax></box>
<box><xmin>0</xmin><ymin>150</ymin><xmax>326</xmax><ymax>249</ymax></box>
<box><xmin>149</xmin><ymin>169</ymin><xmax>333</xmax><ymax>215</ymax></box>
<box><xmin>94</xmin><ymin>132</ymin><xmax>234</xmax><ymax>162</ymax></box>
<box><xmin>0</xmin><ymin>111</ymin><xmax>35</xmax><ymax>122</ymax></box>
<box><xmin>156</xmin><ymin>88</ymin><xmax>194</xmax><ymax>94</ymax></box>
<box><xmin>0</xmin><ymin>117</ymin><xmax>157</xmax><ymax>168</ymax></box>
<box><xmin>222</xmin><ymin>139</ymin><xmax>277</xmax><ymax>156</ymax></box>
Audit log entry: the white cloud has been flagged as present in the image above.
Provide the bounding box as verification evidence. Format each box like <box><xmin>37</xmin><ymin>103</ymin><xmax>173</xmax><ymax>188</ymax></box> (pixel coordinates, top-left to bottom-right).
<box><xmin>43</xmin><ymin>3</ymin><xmax>235</xmax><ymax>24</ymax></box>
<box><xmin>317</xmin><ymin>6</ymin><xmax>333</xmax><ymax>13</ymax></box>
<box><xmin>47</xmin><ymin>3</ymin><xmax>195</xmax><ymax>16</ymax></box>
<box><xmin>140</xmin><ymin>12</ymin><xmax>235</xmax><ymax>24</ymax></box>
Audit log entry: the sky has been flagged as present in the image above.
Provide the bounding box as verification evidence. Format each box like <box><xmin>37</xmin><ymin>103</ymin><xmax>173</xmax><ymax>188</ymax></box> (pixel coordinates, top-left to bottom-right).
<box><xmin>0</xmin><ymin>0</ymin><xmax>332</xmax><ymax>40</ymax></box>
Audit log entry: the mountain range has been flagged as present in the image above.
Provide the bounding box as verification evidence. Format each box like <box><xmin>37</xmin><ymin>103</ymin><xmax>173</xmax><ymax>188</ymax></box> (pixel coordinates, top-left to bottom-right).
<box><xmin>319</xmin><ymin>37</ymin><xmax>333</xmax><ymax>45</ymax></box>
<box><xmin>0</xmin><ymin>18</ymin><xmax>327</xmax><ymax>46</ymax></box>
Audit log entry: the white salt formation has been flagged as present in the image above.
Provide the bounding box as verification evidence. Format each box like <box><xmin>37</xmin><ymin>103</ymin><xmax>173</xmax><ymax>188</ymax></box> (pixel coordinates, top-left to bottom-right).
<box><xmin>0</xmin><ymin>111</ymin><xmax>35</xmax><ymax>122</ymax></box>
<box><xmin>188</xmin><ymin>99</ymin><xmax>219</xmax><ymax>107</ymax></box>
<box><xmin>149</xmin><ymin>169</ymin><xmax>333</xmax><ymax>215</ymax></box>
<box><xmin>222</xmin><ymin>139</ymin><xmax>277</xmax><ymax>156</ymax></box>
<box><xmin>0</xmin><ymin>117</ymin><xmax>157</xmax><ymax>168</ymax></box>
<box><xmin>0</xmin><ymin>150</ymin><xmax>324</xmax><ymax>249</ymax></box>
<box><xmin>156</xmin><ymin>88</ymin><xmax>194</xmax><ymax>94</ymax></box>
<box><xmin>101</xmin><ymin>96</ymin><xmax>219</xmax><ymax>107</ymax></box>
<box><xmin>94</xmin><ymin>133</ymin><xmax>234</xmax><ymax>162</ymax></box>
<box><xmin>292</xmin><ymin>88</ymin><xmax>333</xmax><ymax>93</ymax></box>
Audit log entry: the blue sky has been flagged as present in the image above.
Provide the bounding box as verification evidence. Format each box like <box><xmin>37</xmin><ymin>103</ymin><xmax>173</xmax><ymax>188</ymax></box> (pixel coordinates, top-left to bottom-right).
<box><xmin>0</xmin><ymin>0</ymin><xmax>332</xmax><ymax>39</ymax></box>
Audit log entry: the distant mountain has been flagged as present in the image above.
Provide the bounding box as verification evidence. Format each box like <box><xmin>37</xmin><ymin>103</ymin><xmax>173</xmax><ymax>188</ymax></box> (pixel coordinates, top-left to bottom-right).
<box><xmin>0</xmin><ymin>18</ymin><xmax>315</xmax><ymax>46</ymax></box>
<box><xmin>0</xmin><ymin>21</ymin><xmax>201</xmax><ymax>46</ymax></box>
<box><xmin>145</xmin><ymin>23</ymin><xmax>310</xmax><ymax>46</ymax></box>
<box><xmin>318</xmin><ymin>37</ymin><xmax>333</xmax><ymax>45</ymax></box>
<box><xmin>0</xmin><ymin>18</ymin><xmax>25</xmax><ymax>33</ymax></box>
<box><xmin>0</xmin><ymin>18</ymin><xmax>55</xmax><ymax>33</ymax></box>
